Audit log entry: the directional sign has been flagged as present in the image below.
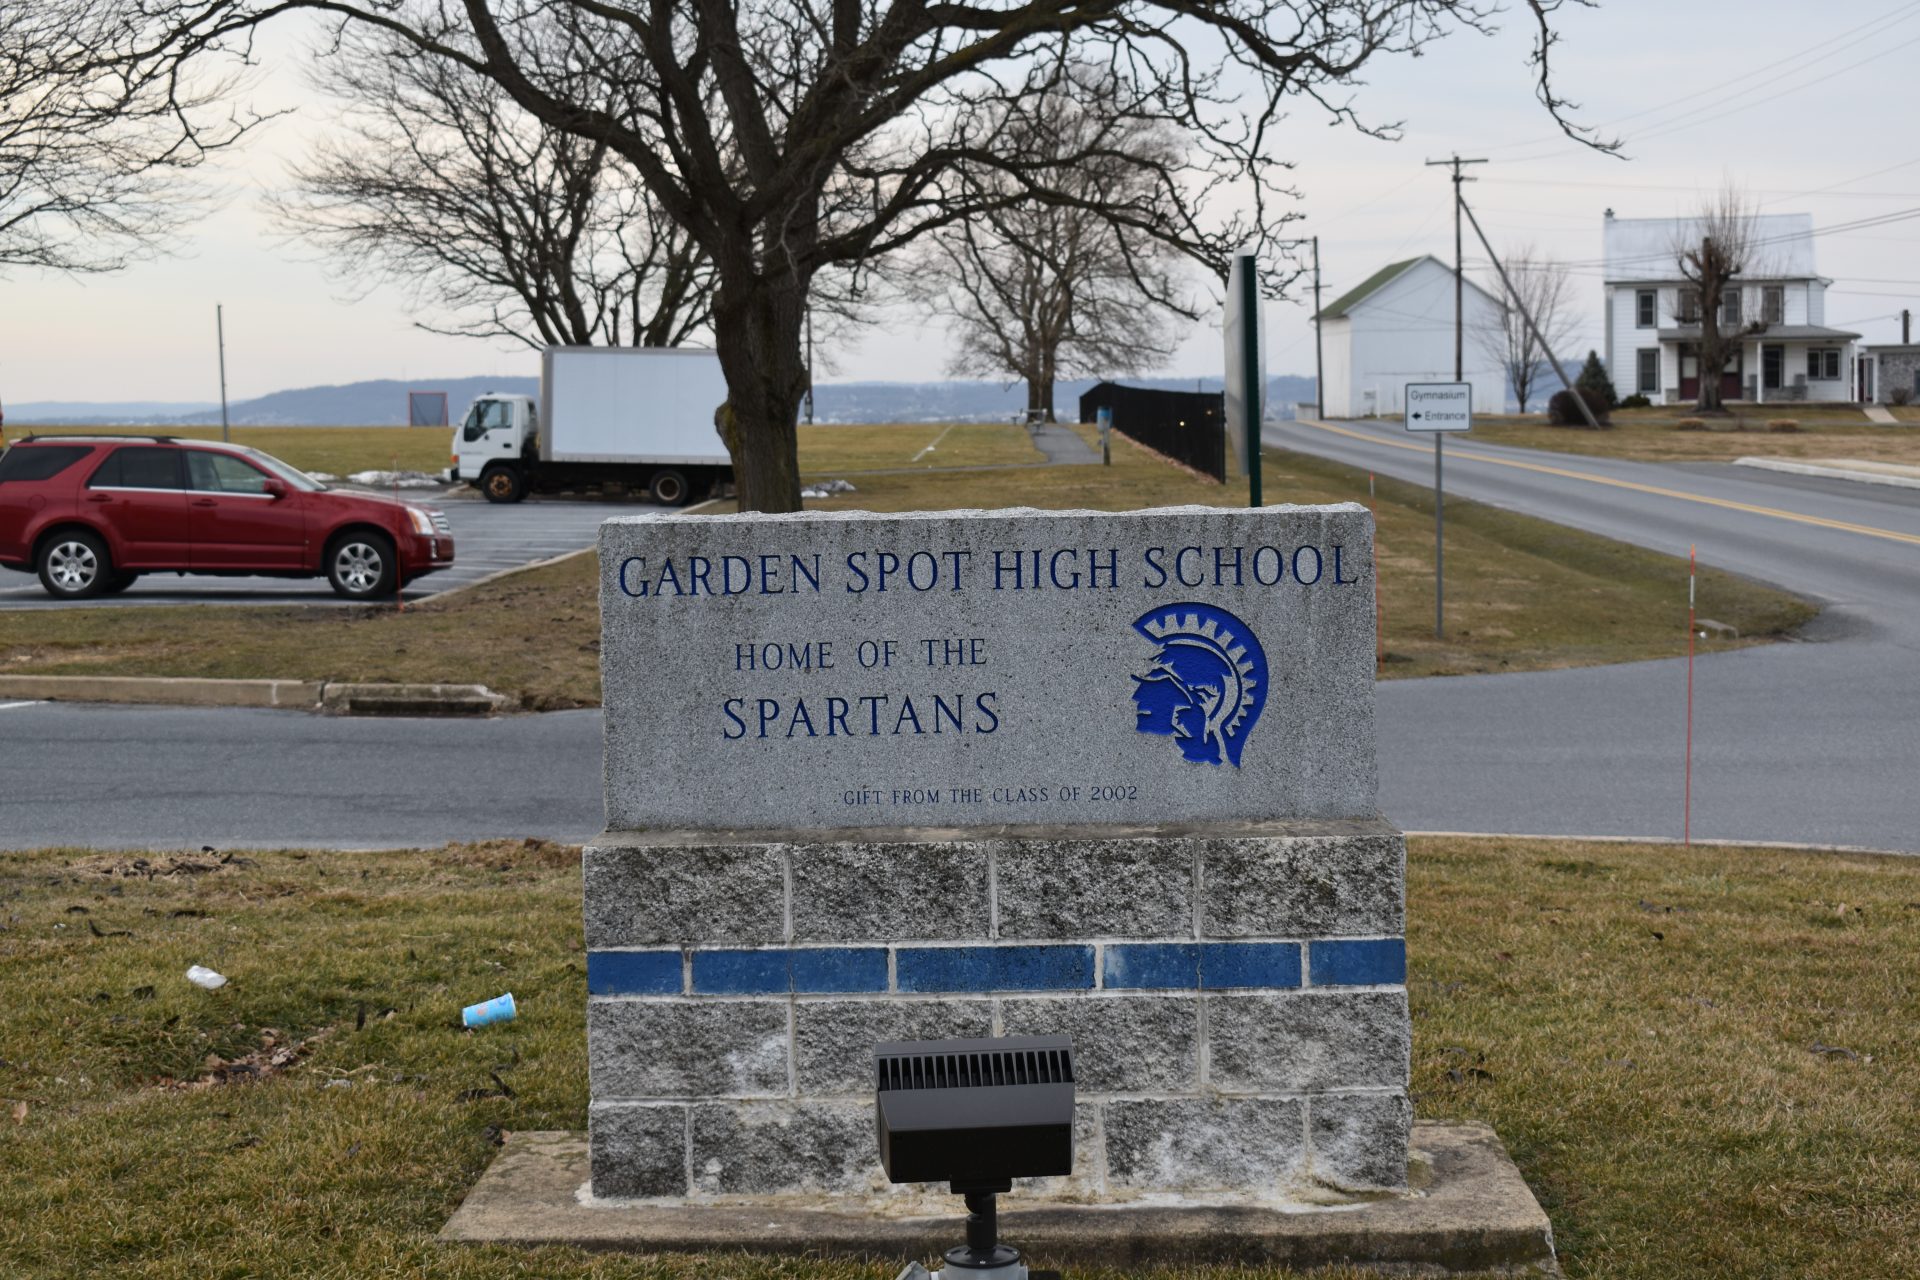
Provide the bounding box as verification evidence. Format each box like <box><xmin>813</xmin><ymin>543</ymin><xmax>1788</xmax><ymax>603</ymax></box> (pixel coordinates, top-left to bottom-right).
<box><xmin>1404</xmin><ymin>382</ymin><xmax>1472</xmax><ymax>433</ymax></box>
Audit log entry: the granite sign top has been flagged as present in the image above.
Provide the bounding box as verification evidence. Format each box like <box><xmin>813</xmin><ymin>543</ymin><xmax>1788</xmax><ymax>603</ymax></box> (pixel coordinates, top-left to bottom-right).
<box><xmin>598</xmin><ymin>504</ymin><xmax>1376</xmax><ymax>833</ymax></box>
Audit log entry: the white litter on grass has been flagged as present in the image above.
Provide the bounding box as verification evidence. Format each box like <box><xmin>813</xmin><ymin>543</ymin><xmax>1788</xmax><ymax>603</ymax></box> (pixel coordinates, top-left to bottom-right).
<box><xmin>801</xmin><ymin>479</ymin><xmax>858</xmax><ymax>499</ymax></box>
<box><xmin>346</xmin><ymin>469</ymin><xmax>444</xmax><ymax>489</ymax></box>
<box><xmin>307</xmin><ymin>472</ymin><xmax>341</xmax><ymax>484</ymax></box>
<box><xmin>186</xmin><ymin>965</ymin><xmax>228</xmax><ymax>990</ymax></box>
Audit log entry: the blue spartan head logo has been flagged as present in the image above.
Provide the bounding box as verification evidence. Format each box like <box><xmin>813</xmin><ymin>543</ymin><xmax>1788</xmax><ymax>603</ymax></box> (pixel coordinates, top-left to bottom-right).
<box><xmin>1130</xmin><ymin>604</ymin><xmax>1268</xmax><ymax>768</ymax></box>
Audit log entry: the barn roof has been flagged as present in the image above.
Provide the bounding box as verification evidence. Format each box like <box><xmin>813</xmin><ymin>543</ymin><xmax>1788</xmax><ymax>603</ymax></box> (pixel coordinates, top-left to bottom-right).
<box><xmin>1316</xmin><ymin>255</ymin><xmax>1500</xmax><ymax>319</ymax></box>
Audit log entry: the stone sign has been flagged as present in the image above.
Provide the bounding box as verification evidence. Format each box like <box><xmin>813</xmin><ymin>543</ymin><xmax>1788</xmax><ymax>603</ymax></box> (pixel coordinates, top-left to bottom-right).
<box><xmin>586</xmin><ymin>504</ymin><xmax>1409</xmax><ymax>1203</ymax></box>
<box><xmin>599</xmin><ymin>504</ymin><xmax>1377</xmax><ymax>832</ymax></box>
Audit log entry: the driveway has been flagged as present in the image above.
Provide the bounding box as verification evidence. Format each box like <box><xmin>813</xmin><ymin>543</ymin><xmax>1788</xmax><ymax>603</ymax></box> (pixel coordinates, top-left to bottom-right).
<box><xmin>0</xmin><ymin>494</ymin><xmax>651</xmax><ymax>609</ymax></box>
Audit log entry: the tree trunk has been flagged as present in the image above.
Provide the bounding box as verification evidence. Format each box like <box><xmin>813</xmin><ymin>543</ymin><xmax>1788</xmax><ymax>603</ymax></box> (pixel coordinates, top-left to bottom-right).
<box><xmin>711</xmin><ymin>271</ymin><xmax>807</xmax><ymax>512</ymax></box>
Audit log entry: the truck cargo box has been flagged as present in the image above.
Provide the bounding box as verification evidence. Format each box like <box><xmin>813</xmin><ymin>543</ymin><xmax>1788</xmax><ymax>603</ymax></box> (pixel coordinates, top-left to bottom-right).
<box><xmin>538</xmin><ymin>347</ymin><xmax>732</xmax><ymax>465</ymax></box>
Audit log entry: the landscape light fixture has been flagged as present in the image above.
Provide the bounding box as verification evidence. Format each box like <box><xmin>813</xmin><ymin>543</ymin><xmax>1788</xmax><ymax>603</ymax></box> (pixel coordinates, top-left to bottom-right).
<box><xmin>875</xmin><ymin>1034</ymin><xmax>1075</xmax><ymax>1280</ymax></box>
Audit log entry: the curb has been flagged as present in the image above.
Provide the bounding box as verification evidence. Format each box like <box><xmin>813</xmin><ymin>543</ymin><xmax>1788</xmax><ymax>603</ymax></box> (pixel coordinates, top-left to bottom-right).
<box><xmin>1733</xmin><ymin>456</ymin><xmax>1920</xmax><ymax>490</ymax></box>
<box><xmin>0</xmin><ymin>675</ymin><xmax>515</xmax><ymax>717</ymax></box>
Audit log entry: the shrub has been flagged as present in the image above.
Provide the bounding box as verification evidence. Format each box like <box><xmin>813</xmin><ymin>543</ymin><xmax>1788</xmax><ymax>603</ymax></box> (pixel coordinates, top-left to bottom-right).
<box><xmin>1891</xmin><ymin>386</ymin><xmax>1913</xmax><ymax>406</ymax></box>
<box><xmin>1617</xmin><ymin>393</ymin><xmax>1652</xmax><ymax>410</ymax></box>
<box><xmin>1547</xmin><ymin>386</ymin><xmax>1612</xmax><ymax>428</ymax></box>
<box><xmin>1766</xmin><ymin>419</ymin><xmax>1800</xmax><ymax>433</ymax></box>
<box><xmin>1675</xmin><ymin>418</ymin><xmax>1707</xmax><ymax>431</ymax></box>
<box><xmin>1575</xmin><ymin>351</ymin><xmax>1618</xmax><ymax>410</ymax></box>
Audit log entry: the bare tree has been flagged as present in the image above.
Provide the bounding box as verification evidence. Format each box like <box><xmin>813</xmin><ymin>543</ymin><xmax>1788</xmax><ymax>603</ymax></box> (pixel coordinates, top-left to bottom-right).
<box><xmin>1474</xmin><ymin>248</ymin><xmax>1577</xmax><ymax>413</ymax></box>
<box><xmin>1672</xmin><ymin>187</ymin><xmax>1763</xmax><ymax>414</ymax></box>
<box><xmin>70</xmin><ymin>0</ymin><xmax>1612</xmax><ymax>510</ymax></box>
<box><xmin>272</xmin><ymin>30</ymin><xmax>712</xmax><ymax>350</ymax></box>
<box><xmin>0</xmin><ymin>0</ymin><xmax>256</xmax><ymax>274</ymax></box>
<box><xmin>910</xmin><ymin>70</ymin><xmax>1191</xmax><ymax>422</ymax></box>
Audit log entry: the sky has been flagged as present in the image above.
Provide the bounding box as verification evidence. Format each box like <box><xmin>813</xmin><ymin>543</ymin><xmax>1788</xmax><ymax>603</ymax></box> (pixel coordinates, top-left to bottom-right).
<box><xmin>6</xmin><ymin>0</ymin><xmax>1920</xmax><ymax>404</ymax></box>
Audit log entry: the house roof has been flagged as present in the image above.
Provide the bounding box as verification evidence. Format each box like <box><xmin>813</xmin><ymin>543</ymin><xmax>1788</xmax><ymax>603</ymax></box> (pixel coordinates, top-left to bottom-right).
<box><xmin>1604</xmin><ymin>213</ymin><xmax>1818</xmax><ymax>282</ymax></box>
<box><xmin>1316</xmin><ymin>255</ymin><xmax>1499</xmax><ymax>319</ymax></box>
<box><xmin>1654</xmin><ymin>324</ymin><xmax>1860</xmax><ymax>342</ymax></box>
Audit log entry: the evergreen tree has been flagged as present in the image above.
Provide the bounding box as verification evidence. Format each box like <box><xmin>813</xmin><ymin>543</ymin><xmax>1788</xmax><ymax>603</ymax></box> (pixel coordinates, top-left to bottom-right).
<box><xmin>1575</xmin><ymin>350</ymin><xmax>1619</xmax><ymax>410</ymax></box>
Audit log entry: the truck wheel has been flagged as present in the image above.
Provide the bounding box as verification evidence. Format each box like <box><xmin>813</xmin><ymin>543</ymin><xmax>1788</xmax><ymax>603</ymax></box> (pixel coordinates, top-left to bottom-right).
<box><xmin>481</xmin><ymin>465</ymin><xmax>526</xmax><ymax>504</ymax></box>
<box><xmin>327</xmin><ymin>532</ymin><xmax>398</xmax><ymax>600</ymax></box>
<box><xmin>649</xmin><ymin>469</ymin><xmax>691</xmax><ymax>507</ymax></box>
<box><xmin>37</xmin><ymin>530</ymin><xmax>113</xmax><ymax>600</ymax></box>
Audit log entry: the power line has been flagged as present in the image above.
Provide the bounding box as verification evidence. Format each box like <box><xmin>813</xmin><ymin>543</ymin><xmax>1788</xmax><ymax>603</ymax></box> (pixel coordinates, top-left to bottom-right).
<box><xmin>1474</xmin><ymin>1</ymin><xmax>1920</xmax><ymax>160</ymax></box>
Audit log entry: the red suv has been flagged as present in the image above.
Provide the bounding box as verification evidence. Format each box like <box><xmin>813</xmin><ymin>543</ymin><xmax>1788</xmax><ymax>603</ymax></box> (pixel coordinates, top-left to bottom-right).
<box><xmin>0</xmin><ymin>436</ymin><xmax>455</xmax><ymax>600</ymax></box>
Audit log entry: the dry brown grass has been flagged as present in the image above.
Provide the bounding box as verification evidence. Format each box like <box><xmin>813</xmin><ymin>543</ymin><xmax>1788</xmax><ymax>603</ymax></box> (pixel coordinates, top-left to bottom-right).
<box><xmin>2</xmin><ymin>834</ymin><xmax>1915</xmax><ymax>1278</ymax></box>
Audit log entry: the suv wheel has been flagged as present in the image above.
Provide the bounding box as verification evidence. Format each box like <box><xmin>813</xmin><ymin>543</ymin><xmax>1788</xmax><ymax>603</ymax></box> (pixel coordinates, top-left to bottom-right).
<box><xmin>480</xmin><ymin>464</ymin><xmax>526</xmax><ymax>504</ymax></box>
<box><xmin>37</xmin><ymin>531</ymin><xmax>112</xmax><ymax>600</ymax></box>
<box><xmin>327</xmin><ymin>532</ymin><xmax>398</xmax><ymax>600</ymax></box>
<box><xmin>99</xmin><ymin>571</ymin><xmax>141</xmax><ymax>595</ymax></box>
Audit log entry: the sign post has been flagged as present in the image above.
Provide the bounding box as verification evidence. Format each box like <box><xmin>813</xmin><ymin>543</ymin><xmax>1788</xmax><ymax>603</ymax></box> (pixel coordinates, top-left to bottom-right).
<box><xmin>1224</xmin><ymin>250</ymin><xmax>1265</xmax><ymax>506</ymax></box>
<box><xmin>1404</xmin><ymin>382</ymin><xmax>1473</xmax><ymax>638</ymax></box>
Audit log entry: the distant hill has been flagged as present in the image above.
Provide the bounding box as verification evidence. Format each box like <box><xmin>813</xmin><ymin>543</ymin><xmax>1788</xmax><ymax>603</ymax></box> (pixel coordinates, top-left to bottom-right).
<box><xmin>8</xmin><ymin>372</ymin><xmax>1321</xmax><ymax>428</ymax></box>
<box><xmin>9</xmin><ymin>400</ymin><xmax>219</xmax><ymax>425</ymax></box>
<box><xmin>170</xmin><ymin>377</ymin><xmax>540</xmax><ymax>427</ymax></box>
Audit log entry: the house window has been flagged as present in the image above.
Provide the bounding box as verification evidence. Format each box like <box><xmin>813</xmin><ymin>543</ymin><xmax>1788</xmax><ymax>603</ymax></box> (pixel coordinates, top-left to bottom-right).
<box><xmin>1636</xmin><ymin>290</ymin><xmax>1656</xmax><ymax>328</ymax></box>
<box><xmin>1807</xmin><ymin>349</ymin><xmax>1842</xmax><ymax>380</ymax></box>
<box><xmin>1678</xmin><ymin>288</ymin><xmax>1701</xmax><ymax>323</ymax></box>
<box><xmin>1636</xmin><ymin>349</ymin><xmax>1659</xmax><ymax>394</ymax></box>
<box><xmin>1720</xmin><ymin>289</ymin><xmax>1742</xmax><ymax>326</ymax></box>
<box><xmin>1763</xmin><ymin>287</ymin><xmax>1784</xmax><ymax>324</ymax></box>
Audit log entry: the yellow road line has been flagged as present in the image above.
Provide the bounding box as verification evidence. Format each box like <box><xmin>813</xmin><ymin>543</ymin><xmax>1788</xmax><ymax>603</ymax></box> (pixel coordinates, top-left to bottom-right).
<box><xmin>1289</xmin><ymin>418</ymin><xmax>1920</xmax><ymax>549</ymax></box>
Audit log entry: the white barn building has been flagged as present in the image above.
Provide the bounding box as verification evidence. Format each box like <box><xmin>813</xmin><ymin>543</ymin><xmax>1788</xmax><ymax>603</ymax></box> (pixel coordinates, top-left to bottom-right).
<box><xmin>1315</xmin><ymin>255</ymin><xmax>1506</xmax><ymax>419</ymax></box>
<box><xmin>1601</xmin><ymin>211</ymin><xmax>1862</xmax><ymax>406</ymax></box>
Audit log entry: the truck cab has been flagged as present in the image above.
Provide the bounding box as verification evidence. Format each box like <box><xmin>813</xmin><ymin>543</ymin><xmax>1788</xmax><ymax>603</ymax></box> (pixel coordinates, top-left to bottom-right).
<box><xmin>449</xmin><ymin>394</ymin><xmax>537</xmax><ymax>502</ymax></box>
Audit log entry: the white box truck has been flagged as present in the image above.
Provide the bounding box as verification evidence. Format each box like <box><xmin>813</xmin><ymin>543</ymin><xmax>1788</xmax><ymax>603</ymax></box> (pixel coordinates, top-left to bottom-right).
<box><xmin>448</xmin><ymin>346</ymin><xmax>733</xmax><ymax>505</ymax></box>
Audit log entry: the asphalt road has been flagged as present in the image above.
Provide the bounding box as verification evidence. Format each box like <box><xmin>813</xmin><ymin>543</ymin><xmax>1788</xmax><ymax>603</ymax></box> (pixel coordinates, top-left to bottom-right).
<box><xmin>1267</xmin><ymin>418</ymin><xmax>1920</xmax><ymax>851</ymax></box>
<box><xmin>0</xmin><ymin>493</ymin><xmax>649</xmax><ymax>610</ymax></box>
<box><xmin>3</xmin><ymin>425</ymin><xmax>1915</xmax><ymax>851</ymax></box>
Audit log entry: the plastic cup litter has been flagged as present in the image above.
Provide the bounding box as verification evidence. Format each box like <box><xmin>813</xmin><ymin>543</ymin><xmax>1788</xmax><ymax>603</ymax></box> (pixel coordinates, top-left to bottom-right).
<box><xmin>462</xmin><ymin>993</ymin><xmax>517</xmax><ymax>1027</ymax></box>
<box><xmin>186</xmin><ymin>965</ymin><xmax>228</xmax><ymax>990</ymax></box>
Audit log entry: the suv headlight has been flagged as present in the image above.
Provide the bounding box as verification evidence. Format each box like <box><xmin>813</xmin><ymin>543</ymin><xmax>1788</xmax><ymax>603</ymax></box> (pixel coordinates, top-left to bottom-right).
<box><xmin>406</xmin><ymin>507</ymin><xmax>435</xmax><ymax>536</ymax></box>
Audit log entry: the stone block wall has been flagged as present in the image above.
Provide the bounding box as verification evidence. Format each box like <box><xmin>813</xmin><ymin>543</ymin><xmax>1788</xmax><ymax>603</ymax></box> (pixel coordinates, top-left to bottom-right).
<box><xmin>584</xmin><ymin>820</ymin><xmax>1409</xmax><ymax>1200</ymax></box>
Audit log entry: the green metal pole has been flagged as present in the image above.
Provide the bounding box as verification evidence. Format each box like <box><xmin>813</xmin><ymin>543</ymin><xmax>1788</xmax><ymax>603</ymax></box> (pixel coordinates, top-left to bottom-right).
<box><xmin>1240</xmin><ymin>258</ymin><xmax>1262</xmax><ymax>507</ymax></box>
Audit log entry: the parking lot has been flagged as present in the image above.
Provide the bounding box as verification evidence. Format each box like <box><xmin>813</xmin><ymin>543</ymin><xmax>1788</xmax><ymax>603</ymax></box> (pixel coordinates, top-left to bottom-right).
<box><xmin>0</xmin><ymin>492</ymin><xmax>662</xmax><ymax>609</ymax></box>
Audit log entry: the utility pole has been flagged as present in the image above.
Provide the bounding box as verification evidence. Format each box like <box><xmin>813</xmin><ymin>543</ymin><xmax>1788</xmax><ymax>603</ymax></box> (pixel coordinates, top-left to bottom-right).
<box><xmin>216</xmin><ymin>304</ymin><xmax>231</xmax><ymax>444</ymax></box>
<box><xmin>1423</xmin><ymin>155</ymin><xmax>1485</xmax><ymax>639</ymax></box>
<box><xmin>1313</xmin><ymin>236</ymin><xmax>1326</xmax><ymax>419</ymax></box>
<box><xmin>1904</xmin><ymin>308</ymin><xmax>1911</xmax><ymax>345</ymax></box>
<box><xmin>804</xmin><ymin>306</ymin><xmax>815</xmax><ymax>425</ymax></box>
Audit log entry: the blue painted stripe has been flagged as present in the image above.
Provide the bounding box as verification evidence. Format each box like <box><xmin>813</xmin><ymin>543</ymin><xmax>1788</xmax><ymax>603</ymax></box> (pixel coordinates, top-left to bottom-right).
<box><xmin>1103</xmin><ymin>943</ymin><xmax>1200</xmax><ymax>989</ymax></box>
<box><xmin>692</xmin><ymin>948</ymin><xmax>790</xmax><ymax>995</ymax></box>
<box><xmin>586</xmin><ymin>950</ymin><xmax>682</xmax><ymax>996</ymax></box>
<box><xmin>897</xmin><ymin>945</ymin><xmax>1094</xmax><ymax>993</ymax></box>
<box><xmin>1310</xmin><ymin>938</ymin><xmax>1407</xmax><ymax>987</ymax></box>
<box><xmin>791</xmin><ymin>947</ymin><xmax>889</xmax><ymax>994</ymax></box>
<box><xmin>1200</xmin><ymin>942</ymin><xmax>1301</xmax><ymax>990</ymax></box>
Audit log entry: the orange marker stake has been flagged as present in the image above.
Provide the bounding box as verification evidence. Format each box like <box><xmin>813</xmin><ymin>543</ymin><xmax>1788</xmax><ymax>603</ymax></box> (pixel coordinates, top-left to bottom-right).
<box><xmin>1685</xmin><ymin>544</ymin><xmax>1695</xmax><ymax>847</ymax></box>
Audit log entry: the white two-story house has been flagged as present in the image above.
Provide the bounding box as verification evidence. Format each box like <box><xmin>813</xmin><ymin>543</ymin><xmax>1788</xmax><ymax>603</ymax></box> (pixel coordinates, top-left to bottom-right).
<box><xmin>1602</xmin><ymin>211</ymin><xmax>1861</xmax><ymax>406</ymax></box>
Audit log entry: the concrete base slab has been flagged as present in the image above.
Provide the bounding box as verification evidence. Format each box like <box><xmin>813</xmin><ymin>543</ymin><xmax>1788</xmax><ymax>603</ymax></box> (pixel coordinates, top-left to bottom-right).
<box><xmin>440</xmin><ymin>1122</ymin><xmax>1557</xmax><ymax>1275</ymax></box>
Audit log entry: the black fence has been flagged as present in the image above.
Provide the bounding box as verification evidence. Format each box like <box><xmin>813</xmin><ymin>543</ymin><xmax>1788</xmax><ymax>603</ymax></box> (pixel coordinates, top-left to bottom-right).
<box><xmin>1078</xmin><ymin>381</ymin><xmax>1227</xmax><ymax>482</ymax></box>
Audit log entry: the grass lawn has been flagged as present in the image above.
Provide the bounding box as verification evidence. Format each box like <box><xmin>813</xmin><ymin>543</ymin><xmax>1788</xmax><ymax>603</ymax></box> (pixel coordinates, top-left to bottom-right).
<box><xmin>1428</xmin><ymin>406</ymin><xmax>1920</xmax><ymax>466</ymax></box>
<box><xmin>13</xmin><ymin>425</ymin><xmax>456</xmax><ymax>477</ymax></box>
<box><xmin>0</xmin><ymin>425</ymin><xmax>1812</xmax><ymax>702</ymax></box>
<box><xmin>800</xmin><ymin>422</ymin><xmax>1045</xmax><ymax>473</ymax></box>
<box><xmin>2</xmin><ymin>835</ymin><xmax>1913</xmax><ymax>1279</ymax></box>
<box><xmin>21</xmin><ymin>422</ymin><xmax>1045</xmax><ymax>480</ymax></box>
